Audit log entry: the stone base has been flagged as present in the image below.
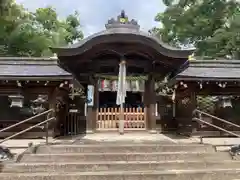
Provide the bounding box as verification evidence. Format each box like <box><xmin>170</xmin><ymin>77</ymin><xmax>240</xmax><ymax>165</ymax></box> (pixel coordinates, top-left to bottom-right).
<box><xmin>86</xmin><ymin>130</ymin><xmax>95</xmax><ymax>134</ymax></box>
<box><xmin>149</xmin><ymin>129</ymin><xmax>157</xmax><ymax>134</ymax></box>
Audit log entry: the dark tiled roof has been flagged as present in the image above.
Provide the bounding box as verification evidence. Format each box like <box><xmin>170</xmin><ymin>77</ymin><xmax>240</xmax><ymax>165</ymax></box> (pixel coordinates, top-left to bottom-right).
<box><xmin>0</xmin><ymin>57</ymin><xmax>72</xmax><ymax>80</ymax></box>
<box><xmin>177</xmin><ymin>60</ymin><xmax>240</xmax><ymax>81</ymax></box>
<box><xmin>52</xmin><ymin>28</ymin><xmax>194</xmax><ymax>58</ymax></box>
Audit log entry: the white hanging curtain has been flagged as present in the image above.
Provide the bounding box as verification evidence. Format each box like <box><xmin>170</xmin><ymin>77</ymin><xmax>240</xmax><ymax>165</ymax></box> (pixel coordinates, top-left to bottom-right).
<box><xmin>140</xmin><ymin>80</ymin><xmax>145</xmax><ymax>92</ymax></box>
<box><xmin>126</xmin><ymin>80</ymin><xmax>131</xmax><ymax>91</ymax></box>
<box><xmin>135</xmin><ymin>80</ymin><xmax>140</xmax><ymax>92</ymax></box>
<box><xmin>116</xmin><ymin>61</ymin><xmax>127</xmax><ymax>105</ymax></box>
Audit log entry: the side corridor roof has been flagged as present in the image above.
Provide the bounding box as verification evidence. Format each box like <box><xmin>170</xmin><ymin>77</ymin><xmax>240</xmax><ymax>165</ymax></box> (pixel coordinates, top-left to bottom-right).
<box><xmin>0</xmin><ymin>57</ymin><xmax>71</xmax><ymax>80</ymax></box>
<box><xmin>176</xmin><ymin>60</ymin><xmax>240</xmax><ymax>81</ymax></box>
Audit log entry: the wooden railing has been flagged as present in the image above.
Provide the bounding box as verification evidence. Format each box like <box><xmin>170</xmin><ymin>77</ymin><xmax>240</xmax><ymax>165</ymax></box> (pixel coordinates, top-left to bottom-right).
<box><xmin>97</xmin><ymin>107</ymin><xmax>146</xmax><ymax>130</ymax></box>
<box><xmin>0</xmin><ymin>109</ymin><xmax>55</xmax><ymax>145</ymax></box>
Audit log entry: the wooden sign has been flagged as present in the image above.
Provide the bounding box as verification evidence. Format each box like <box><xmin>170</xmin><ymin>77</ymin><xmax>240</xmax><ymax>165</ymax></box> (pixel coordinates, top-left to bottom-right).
<box><xmin>87</xmin><ymin>85</ymin><xmax>94</xmax><ymax>106</ymax></box>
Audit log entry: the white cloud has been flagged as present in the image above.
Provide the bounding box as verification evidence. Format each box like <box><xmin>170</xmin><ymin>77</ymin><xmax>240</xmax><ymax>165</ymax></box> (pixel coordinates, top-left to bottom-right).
<box><xmin>16</xmin><ymin>0</ymin><xmax>166</xmax><ymax>36</ymax></box>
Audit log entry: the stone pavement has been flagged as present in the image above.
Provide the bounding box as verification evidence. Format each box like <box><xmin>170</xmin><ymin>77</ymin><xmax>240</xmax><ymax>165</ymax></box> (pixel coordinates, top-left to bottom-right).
<box><xmin>0</xmin><ymin>138</ymin><xmax>75</xmax><ymax>154</ymax></box>
<box><xmin>163</xmin><ymin>133</ymin><xmax>240</xmax><ymax>151</ymax></box>
<box><xmin>77</xmin><ymin>132</ymin><xmax>178</xmax><ymax>143</ymax></box>
<box><xmin>2</xmin><ymin>132</ymin><xmax>240</xmax><ymax>154</ymax></box>
<box><xmin>0</xmin><ymin>132</ymin><xmax>178</xmax><ymax>154</ymax></box>
<box><xmin>162</xmin><ymin>133</ymin><xmax>240</xmax><ymax>145</ymax></box>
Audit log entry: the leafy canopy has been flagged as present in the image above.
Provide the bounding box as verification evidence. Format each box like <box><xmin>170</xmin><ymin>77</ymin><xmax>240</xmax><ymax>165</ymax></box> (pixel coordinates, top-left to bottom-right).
<box><xmin>155</xmin><ymin>0</ymin><xmax>240</xmax><ymax>59</ymax></box>
<box><xmin>0</xmin><ymin>1</ymin><xmax>83</xmax><ymax>57</ymax></box>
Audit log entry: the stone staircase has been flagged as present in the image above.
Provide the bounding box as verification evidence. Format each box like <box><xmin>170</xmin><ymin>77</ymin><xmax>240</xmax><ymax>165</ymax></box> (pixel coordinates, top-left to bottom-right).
<box><xmin>1</xmin><ymin>141</ymin><xmax>240</xmax><ymax>180</ymax></box>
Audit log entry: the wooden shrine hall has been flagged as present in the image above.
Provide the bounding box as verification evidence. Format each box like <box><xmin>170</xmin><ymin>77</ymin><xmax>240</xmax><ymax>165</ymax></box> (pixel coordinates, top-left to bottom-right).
<box><xmin>1</xmin><ymin>11</ymin><xmax>240</xmax><ymax>138</ymax></box>
<box><xmin>51</xmin><ymin>10</ymin><xmax>193</xmax><ymax>134</ymax></box>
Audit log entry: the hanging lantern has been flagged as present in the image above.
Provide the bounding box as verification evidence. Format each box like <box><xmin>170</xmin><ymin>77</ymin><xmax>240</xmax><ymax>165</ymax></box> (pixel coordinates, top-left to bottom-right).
<box><xmin>124</xmin><ymin>80</ymin><xmax>129</xmax><ymax>91</ymax></box>
<box><xmin>103</xmin><ymin>79</ymin><xmax>110</xmax><ymax>91</ymax></box>
<box><xmin>131</xmin><ymin>80</ymin><xmax>137</xmax><ymax>91</ymax></box>
<box><xmin>221</xmin><ymin>96</ymin><xmax>232</xmax><ymax>108</ymax></box>
<box><xmin>111</xmin><ymin>80</ymin><xmax>118</xmax><ymax>91</ymax></box>
<box><xmin>9</xmin><ymin>95</ymin><xmax>24</xmax><ymax>108</ymax></box>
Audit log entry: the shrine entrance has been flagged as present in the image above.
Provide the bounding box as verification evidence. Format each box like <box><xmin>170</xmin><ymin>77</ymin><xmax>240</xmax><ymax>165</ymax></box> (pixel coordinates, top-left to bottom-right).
<box><xmin>97</xmin><ymin>79</ymin><xmax>146</xmax><ymax>130</ymax></box>
<box><xmin>52</xmin><ymin>10</ymin><xmax>193</xmax><ymax>134</ymax></box>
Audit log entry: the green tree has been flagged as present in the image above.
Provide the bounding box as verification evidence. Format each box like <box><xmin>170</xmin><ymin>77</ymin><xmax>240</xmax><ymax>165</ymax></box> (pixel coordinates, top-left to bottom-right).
<box><xmin>64</xmin><ymin>11</ymin><xmax>84</xmax><ymax>44</ymax></box>
<box><xmin>0</xmin><ymin>0</ymin><xmax>29</xmax><ymax>56</ymax></box>
<box><xmin>0</xmin><ymin>3</ymin><xmax>83</xmax><ymax>57</ymax></box>
<box><xmin>154</xmin><ymin>0</ymin><xmax>240</xmax><ymax>59</ymax></box>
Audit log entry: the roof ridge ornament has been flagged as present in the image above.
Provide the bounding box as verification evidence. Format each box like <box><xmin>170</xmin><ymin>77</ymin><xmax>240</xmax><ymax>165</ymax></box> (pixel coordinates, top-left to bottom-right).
<box><xmin>105</xmin><ymin>10</ymin><xmax>140</xmax><ymax>30</ymax></box>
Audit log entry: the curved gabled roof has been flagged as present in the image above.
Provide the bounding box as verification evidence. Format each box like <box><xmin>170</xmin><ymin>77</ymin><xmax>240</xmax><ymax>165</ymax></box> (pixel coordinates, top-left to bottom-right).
<box><xmin>51</xmin><ymin>11</ymin><xmax>194</xmax><ymax>59</ymax></box>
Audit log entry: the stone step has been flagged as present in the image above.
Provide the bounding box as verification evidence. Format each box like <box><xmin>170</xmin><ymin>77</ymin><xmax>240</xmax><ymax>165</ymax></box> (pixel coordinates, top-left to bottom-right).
<box><xmin>3</xmin><ymin>160</ymin><xmax>240</xmax><ymax>173</ymax></box>
<box><xmin>1</xmin><ymin>169</ymin><xmax>240</xmax><ymax>180</ymax></box>
<box><xmin>36</xmin><ymin>144</ymin><xmax>215</xmax><ymax>153</ymax></box>
<box><xmin>20</xmin><ymin>152</ymin><xmax>232</xmax><ymax>162</ymax></box>
<box><xmin>74</xmin><ymin>139</ymin><xmax>174</xmax><ymax>144</ymax></box>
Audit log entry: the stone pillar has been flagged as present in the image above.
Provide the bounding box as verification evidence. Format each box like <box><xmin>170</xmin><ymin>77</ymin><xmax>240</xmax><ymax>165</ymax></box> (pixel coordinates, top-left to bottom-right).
<box><xmin>86</xmin><ymin>79</ymin><xmax>99</xmax><ymax>133</ymax></box>
<box><xmin>144</xmin><ymin>74</ymin><xmax>157</xmax><ymax>133</ymax></box>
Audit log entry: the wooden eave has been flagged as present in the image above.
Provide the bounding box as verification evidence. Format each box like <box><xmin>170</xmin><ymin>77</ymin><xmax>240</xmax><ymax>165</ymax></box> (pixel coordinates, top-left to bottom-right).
<box><xmin>175</xmin><ymin>60</ymin><xmax>240</xmax><ymax>82</ymax></box>
<box><xmin>0</xmin><ymin>57</ymin><xmax>72</xmax><ymax>81</ymax></box>
<box><xmin>51</xmin><ymin>29</ymin><xmax>194</xmax><ymax>59</ymax></box>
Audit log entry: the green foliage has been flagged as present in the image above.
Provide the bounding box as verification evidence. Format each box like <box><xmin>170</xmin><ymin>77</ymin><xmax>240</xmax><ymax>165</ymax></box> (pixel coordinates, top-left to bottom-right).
<box><xmin>197</xmin><ymin>96</ymin><xmax>216</xmax><ymax>114</ymax></box>
<box><xmin>0</xmin><ymin>0</ymin><xmax>28</xmax><ymax>56</ymax></box>
<box><xmin>0</xmin><ymin>2</ymin><xmax>83</xmax><ymax>57</ymax></box>
<box><xmin>64</xmin><ymin>11</ymin><xmax>84</xmax><ymax>44</ymax></box>
<box><xmin>155</xmin><ymin>0</ymin><xmax>240</xmax><ymax>59</ymax></box>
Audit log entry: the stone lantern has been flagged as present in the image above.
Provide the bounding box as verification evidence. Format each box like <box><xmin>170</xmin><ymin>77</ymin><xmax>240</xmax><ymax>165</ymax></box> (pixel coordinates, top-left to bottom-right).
<box><xmin>8</xmin><ymin>95</ymin><xmax>24</xmax><ymax>108</ymax></box>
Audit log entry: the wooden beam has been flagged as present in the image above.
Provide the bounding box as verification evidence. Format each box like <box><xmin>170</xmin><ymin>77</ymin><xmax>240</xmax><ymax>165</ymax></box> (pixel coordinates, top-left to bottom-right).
<box><xmin>24</xmin><ymin>87</ymin><xmax>54</xmax><ymax>94</ymax></box>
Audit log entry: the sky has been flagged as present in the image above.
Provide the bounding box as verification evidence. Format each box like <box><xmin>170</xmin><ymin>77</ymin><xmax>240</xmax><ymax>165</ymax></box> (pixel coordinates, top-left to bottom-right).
<box><xmin>15</xmin><ymin>0</ymin><xmax>166</xmax><ymax>36</ymax></box>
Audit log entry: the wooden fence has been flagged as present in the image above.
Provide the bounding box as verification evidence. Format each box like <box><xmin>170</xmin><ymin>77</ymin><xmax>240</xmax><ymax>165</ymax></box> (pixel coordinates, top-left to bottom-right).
<box><xmin>97</xmin><ymin>107</ymin><xmax>146</xmax><ymax>130</ymax></box>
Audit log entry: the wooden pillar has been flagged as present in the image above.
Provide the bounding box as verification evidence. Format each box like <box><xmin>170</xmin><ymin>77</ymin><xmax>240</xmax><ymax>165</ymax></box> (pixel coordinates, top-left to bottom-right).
<box><xmin>48</xmin><ymin>87</ymin><xmax>63</xmax><ymax>138</ymax></box>
<box><xmin>48</xmin><ymin>90</ymin><xmax>57</xmax><ymax>137</ymax></box>
<box><xmin>86</xmin><ymin>79</ymin><xmax>99</xmax><ymax>133</ymax></box>
<box><xmin>144</xmin><ymin>78</ymin><xmax>149</xmax><ymax>130</ymax></box>
<box><xmin>93</xmin><ymin>80</ymin><xmax>99</xmax><ymax>131</ymax></box>
<box><xmin>48</xmin><ymin>84</ymin><xmax>70</xmax><ymax>138</ymax></box>
<box><xmin>176</xmin><ymin>90</ymin><xmax>196</xmax><ymax>136</ymax></box>
<box><xmin>144</xmin><ymin>74</ymin><xmax>157</xmax><ymax>133</ymax></box>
